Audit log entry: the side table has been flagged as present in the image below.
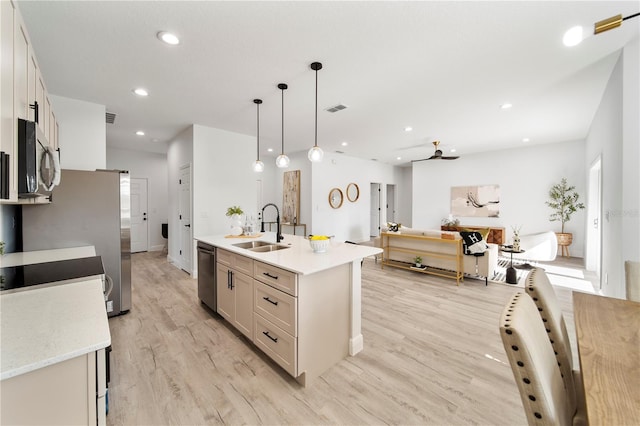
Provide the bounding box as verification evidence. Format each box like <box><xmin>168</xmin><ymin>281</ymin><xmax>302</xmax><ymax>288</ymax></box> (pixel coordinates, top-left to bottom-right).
<box><xmin>501</xmin><ymin>246</ymin><xmax>525</xmax><ymax>285</ymax></box>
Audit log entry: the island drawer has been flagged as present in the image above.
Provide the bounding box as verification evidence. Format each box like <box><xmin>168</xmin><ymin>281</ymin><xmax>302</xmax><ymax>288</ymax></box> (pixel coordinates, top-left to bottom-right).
<box><xmin>254</xmin><ymin>314</ymin><xmax>297</xmax><ymax>377</ymax></box>
<box><xmin>254</xmin><ymin>262</ymin><xmax>297</xmax><ymax>296</ymax></box>
<box><xmin>254</xmin><ymin>281</ymin><xmax>297</xmax><ymax>337</ymax></box>
<box><xmin>218</xmin><ymin>249</ymin><xmax>254</xmax><ymax>276</ymax></box>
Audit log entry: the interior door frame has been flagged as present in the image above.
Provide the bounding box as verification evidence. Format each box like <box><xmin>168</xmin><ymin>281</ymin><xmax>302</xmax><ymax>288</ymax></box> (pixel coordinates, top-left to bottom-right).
<box><xmin>586</xmin><ymin>155</ymin><xmax>602</xmax><ymax>288</ymax></box>
<box><xmin>370</xmin><ymin>182</ymin><xmax>381</xmax><ymax>237</ymax></box>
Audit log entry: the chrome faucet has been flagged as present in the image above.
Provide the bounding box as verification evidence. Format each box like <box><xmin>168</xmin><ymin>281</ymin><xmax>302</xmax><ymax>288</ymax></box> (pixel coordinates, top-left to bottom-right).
<box><xmin>260</xmin><ymin>203</ymin><xmax>283</xmax><ymax>243</ymax></box>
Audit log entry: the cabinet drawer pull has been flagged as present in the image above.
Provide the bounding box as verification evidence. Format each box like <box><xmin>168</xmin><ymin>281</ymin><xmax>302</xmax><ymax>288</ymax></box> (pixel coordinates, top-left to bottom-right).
<box><xmin>262</xmin><ymin>331</ymin><xmax>278</xmax><ymax>343</ymax></box>
<box><xmin>263</xmin><ymin>272</ymin><xmax>279</xmax><ymax>280</ymax></box>
<box><xmin>263</xmin><ymin>296</ymin><xmax>278</xmax><ymax>306</ymax></box>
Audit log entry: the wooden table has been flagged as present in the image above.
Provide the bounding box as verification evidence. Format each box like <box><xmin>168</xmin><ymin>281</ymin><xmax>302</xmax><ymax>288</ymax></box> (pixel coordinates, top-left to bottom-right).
<box><xmin>573</xmin><ymin>291</ymin><xmax>640</xmax><ymax>425</ymax></box>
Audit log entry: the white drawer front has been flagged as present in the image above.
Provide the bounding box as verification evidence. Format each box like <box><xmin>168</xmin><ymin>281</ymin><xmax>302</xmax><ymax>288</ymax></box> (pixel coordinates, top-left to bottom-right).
<box><xmin>254</xmin><ymin>262</ymin><xmax>297</xmax><ymax>296</ymax></box>
<box><xmin>254</xmin><ymin>281</ymin><xmax>297</xmax><ymax>337</ymax></box>
<box><xmin>254</xmin><ymin>314</ymin><xmax>297</xmax><ymax>377</ymax></box>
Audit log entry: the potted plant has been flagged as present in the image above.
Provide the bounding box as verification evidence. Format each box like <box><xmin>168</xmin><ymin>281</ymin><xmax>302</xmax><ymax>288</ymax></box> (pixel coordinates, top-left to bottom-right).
<box><xmin>546</xmin><ymin>178</ymin><xmax>585</xmax><ymax>255</ymax></box>
<box><xmin>413</xmin><ymin>256</ymin><xmax>423</xmax><ymax>268</ymax></box>
<box><xmin>226</xmin><ymin>206</ymin><xmax>244</xmax><ymax>236</ymax></box>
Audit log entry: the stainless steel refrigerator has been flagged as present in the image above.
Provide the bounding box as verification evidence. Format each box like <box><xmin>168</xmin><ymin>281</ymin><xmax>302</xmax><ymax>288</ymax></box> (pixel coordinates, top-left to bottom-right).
<box><xmin>21</xmin><ymin>169</ymin><xmax>131</xmax><ymax>316</ymax></box>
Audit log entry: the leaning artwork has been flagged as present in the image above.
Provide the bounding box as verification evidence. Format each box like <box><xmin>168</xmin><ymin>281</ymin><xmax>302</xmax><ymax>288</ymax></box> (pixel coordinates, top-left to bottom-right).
<box><xmin>451</xmin><ymin>185</ymin><xmax>500</xmax><ymax>217</ymax></box>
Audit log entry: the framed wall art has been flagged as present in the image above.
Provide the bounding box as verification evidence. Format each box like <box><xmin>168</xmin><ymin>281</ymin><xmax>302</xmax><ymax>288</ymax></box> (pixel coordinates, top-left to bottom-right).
<box><xmin>451</xmin><ymin>184</ymin><xmax>500</xmax><ymax>217</ymax></box>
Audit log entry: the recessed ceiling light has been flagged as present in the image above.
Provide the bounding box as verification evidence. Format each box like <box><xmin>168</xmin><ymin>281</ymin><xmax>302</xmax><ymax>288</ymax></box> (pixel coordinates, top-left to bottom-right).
<box><xmin>341</xmin><ymin>142</ymin><xmax>348</xmax><ymax>146</ymax></box>
<box><xmin>450</xmin><ymin>148</ymin><xmax>456</xmax><ymax>153</ymax></box>
<box><xmin>157</xmin><ymin>31</ymin><xmax>180</xmax><ymax>45</ymax></box>
<box><xmin>136</xmin><ymin>131</ymin><xmax>145</xmax><ymax>136</ymax></box>
<box><xmin>267</xmin><ymin>148</ymin><xmax>273</xmax><ymax>152</ymax></box>
<box><xmin>500</xmin><ymin>103</ymin><xmax>513</xmax><ymax>109</ymax></box>
<box><xmin>523</xmin><ymin>138</ymin><xmax>530</xmax><ymax>142</ymax></box>
<box><xmin>404</xmin><ymin>126</ymin><xmax>412</xmax><ymax>132</ymax></box>
<box><xmin>563</xmin><ymin>26</ymin><xmax>584</xmax><ymax>47</ymax></box>
<box><xmin>133</xmin><ymin>88</ymin><xmax>148</xmax><ymax>97</ymax></box>
<box><xmin>396</xmin><ymin>156</ymin><xmax>402</xmax><ymax>160</ymax></box>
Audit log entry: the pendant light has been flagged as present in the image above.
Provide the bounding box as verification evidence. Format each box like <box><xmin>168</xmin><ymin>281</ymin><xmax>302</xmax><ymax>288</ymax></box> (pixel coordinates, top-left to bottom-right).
<box><xmin>276</xmin><ymin>83</ymin><xmax>290</xmax><ymax>168</ymax></box>
<box><xmin>307</xmin><ymin>61</ymin><xmax>324</xmax><ymax>162</ymax></box>
<box><xmin>252</xmin><ymin>99</ymin><xmax>264</xmax><ymax>172</ymax></box>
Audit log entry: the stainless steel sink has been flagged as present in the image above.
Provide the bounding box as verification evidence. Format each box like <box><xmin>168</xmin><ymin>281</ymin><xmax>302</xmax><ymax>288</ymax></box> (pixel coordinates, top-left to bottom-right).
<box><xmin>247</xmin><ymin>244</ymin><xmax>290</xmax><ymax>253</ymax></box>
<box><xmin>232</xmin><ymin>240</ymin><xmax>273</xmax><ymax>249</ymax></box>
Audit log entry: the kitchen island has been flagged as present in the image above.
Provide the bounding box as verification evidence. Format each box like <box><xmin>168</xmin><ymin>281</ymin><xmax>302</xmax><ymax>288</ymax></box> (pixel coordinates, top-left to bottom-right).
<box><xmin>0</xmin><ymin>247</ymin><xmax>111</xmax><ymax>425</ymax></box>
<box><xmin>196</xmin><ymin>232</ymin><xmax>381</xmax><ymax>386</ymax></box>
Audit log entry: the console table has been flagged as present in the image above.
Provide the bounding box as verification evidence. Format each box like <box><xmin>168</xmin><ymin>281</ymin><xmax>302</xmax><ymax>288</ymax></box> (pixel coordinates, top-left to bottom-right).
<box><xmin>380</xmin><ymin>232</ymin><xmax>463</xmax><ymax>285</ymax></box>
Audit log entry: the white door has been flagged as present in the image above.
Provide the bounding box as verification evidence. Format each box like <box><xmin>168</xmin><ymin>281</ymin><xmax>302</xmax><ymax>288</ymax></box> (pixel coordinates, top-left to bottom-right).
<box><xmin>179</xmin><ymin>165</ymin><xmax>192</xmax><ymax>273</ymax></box>
<box><xmin>130</xmin><ymin>178</ymin><xmax>148</xmax><ymax>253</ymax></box>
<box><xmin>586</xmin><ymin>157</ymin><xmax>602</xmax><ymax>287</ymax></box>
<box><xmin>370</xmin><ymin>183</ymin><xmax>381</xmax><ymax>237</ymax></box>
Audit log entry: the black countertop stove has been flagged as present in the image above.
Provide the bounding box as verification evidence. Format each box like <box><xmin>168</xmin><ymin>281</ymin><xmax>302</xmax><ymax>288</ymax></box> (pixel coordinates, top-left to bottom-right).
<box><xmin>0</xmin><ymin>256</ymin><xmax>104</xmax><ymax>293</ymax></box>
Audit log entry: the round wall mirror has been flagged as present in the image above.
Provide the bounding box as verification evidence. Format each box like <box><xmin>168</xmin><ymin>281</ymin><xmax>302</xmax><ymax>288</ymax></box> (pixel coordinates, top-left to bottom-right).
<box><xmin>346</xmin><ymin>183</ymin><xmax>360</xmax><ymax>202</ymax></box>
<box><xmin>328</xmin><ymin>188</ymin><xmax>343</xmax><ymax>209</ymax></box>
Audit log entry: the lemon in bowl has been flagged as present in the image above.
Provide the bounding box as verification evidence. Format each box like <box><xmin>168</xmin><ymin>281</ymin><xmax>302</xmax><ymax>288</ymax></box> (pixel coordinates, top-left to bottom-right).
<box><xmin>308</xmin><ymin>235</ymin><xmax>330</xmax><ymax>253</ymax></box>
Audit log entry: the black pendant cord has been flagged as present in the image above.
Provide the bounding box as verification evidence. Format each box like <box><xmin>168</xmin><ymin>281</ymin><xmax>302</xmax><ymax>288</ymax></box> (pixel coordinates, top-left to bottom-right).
<box><xmin>623</xmin><ymin>12</ymin><xmax>640</xmax><ymax>21</ymax></box>
<box><xmin>314</xmin><ymin>67</ymin><xmax>318</xmax><ymax>148</ymax></box>
<box><xmin>277</xmin><ymin>83</ymin><xmax>287</xmax><ymax>155</ymax></box>
<box><xmin>254</xmin><ymin>99</ymin><xmax>262</xmax><ymax>161</ymax></box>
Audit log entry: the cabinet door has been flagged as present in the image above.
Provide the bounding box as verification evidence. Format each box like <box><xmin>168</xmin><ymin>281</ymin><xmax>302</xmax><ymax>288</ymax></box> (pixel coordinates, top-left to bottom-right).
<box><xmin>35</xmin><ymin>67</ymin><xmax>46</xmax><ymax>133</ymax></box>
<box><xmin>216</xmin><ymin>263</ymin><xmax>234</xmax><ymax>322</ymax></box>
<box><xmin>233</xmin><ymin>272</ymin><xmax>253</xmax><ymax>340</ymax></box>
<box><xmin>1</xmin><ymin>1</ymin><xmax>16</xmax><ymax>200</ymax></box>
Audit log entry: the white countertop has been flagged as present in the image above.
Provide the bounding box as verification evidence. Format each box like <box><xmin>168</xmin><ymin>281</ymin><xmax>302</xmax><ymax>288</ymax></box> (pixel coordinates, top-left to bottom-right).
<box><xmin>1</xmin><ymin>246</ymin><xmax>110</xmax><ymax>381</ymax></box>
<box><xmin>196</xmin><ymin>232</ymin><xmax>381</xmax><ymax>275</ymax></box>
<box><xmin>0</xmin><ymin>246</ymin><xmax>97</xmax><ymax>267</ymax></box>
<box><xmin>1</xmin><ymin>278</ymin><xmax>111</xmax><ymax>380</ymax></box>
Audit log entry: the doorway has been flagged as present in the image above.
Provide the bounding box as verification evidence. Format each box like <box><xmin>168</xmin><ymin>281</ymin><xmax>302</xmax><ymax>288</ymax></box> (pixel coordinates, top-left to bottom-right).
<box><xmin>386</xmin><ymin>184</ymin><xmax>396</xmax><ymax>223</ymax></box>
<box><xmin>130</xmin><ymin>178</ymin><xmax>148</xmax><ymax>253</ymax></box>
<box><xmin>370</xmin><ymin>183</ymin><xmax>381</xmax><ymax>237</ymax></box>
<box><xmin>586</xmin><ymin>157</ymin><xmax>602</xmax><ymax>288</ymax></box>
<box><xmin>179</xmin><ymin>164</ymin><xmax>192</xmax><ymax>274</ymax></box>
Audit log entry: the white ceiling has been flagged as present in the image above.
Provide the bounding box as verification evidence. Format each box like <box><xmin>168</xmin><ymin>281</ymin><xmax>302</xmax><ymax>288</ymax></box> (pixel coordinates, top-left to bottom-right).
<box><xmin>17</xmin><ymin>1</ymin><xmax>639</xmax><ymax>165</ymax></box>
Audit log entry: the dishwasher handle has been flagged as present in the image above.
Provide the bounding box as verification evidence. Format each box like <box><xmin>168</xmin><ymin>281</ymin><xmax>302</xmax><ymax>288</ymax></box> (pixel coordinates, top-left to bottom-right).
<box><xmin>198</xmin><ymin>248</ymin><xmax>215</xmax><ymax>256</ymax></box>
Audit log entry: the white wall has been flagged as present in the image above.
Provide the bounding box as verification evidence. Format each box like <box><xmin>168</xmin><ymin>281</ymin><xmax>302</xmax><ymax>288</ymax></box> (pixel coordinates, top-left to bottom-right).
<box><xmin>192</xmin><ymin>124</ymin><xmax>256</xmax><ymax>237</ymax></box>
<box><xmin>310</xmin><ymin>152</ymin><xmax>399</xmax><ymax>242</ymax></box>
<box><xmin>107</xmin><ymin>147</ymin><xmax>169</xmax><ymax>251</ymax></box>
<box><xmin>167</xmin><ymin>126</ymin><xmax>193</xmax><ymax>267</ymax></box>
<box><xmin>50</xmin><ymin>95</ymin><xmax>105</xmax><ymax>170</ymax></box>
<box><xmin>585</xmin><ymin>40</ymin><xmax>640</xmax><ymax>299</ymax></box>
<box><xmin>412</xmin><ymin>140</ymin><xmax>587</xmax><ymax>256</ymax></box>
<box><xmin>396</xmin><ymin>166</ymin><xmax>413</xmax><ymax>227</ymax></box>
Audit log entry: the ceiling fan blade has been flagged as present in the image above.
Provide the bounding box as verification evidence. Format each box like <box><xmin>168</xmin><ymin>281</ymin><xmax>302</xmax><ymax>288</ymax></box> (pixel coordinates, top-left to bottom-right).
<box><xmin>442</xmin><ymin>156</ymin><xmax>459</xmax><ymax>160</ymax></box>
<box><xmin>410</xmin><ymin>158</ymin><xmax>431</xmax><ymax>163</ymax></box>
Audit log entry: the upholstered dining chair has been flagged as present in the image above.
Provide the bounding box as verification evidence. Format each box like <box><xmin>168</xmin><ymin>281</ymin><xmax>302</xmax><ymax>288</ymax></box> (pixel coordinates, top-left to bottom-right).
<box><xmin>499</xmin><ymin>293</ymin><xmax>586</xmax><ymax>426</ymax></box>
<box><xmin>524</xmin><ymin>267</ymin><xmax>583</xmax><ymax>413</ymax></box>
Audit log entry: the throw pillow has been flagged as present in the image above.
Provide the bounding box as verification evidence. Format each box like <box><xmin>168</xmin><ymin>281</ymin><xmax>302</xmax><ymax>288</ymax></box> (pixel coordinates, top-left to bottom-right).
<box><xmin>387</xmin><ymin>222</ymin><xmax>400</xmax><ymax>232</ymax></box>
<box><xmin>460</xmin><ymin>231</ymin><xmax>489</xmax><ymax>255</ymax></box>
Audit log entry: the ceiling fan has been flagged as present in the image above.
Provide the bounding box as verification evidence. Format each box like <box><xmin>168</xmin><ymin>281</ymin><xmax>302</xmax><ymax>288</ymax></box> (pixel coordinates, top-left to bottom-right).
<box><xmin>412</xmin><ymin>141</ymin><xmax>460</xmax><ymax>162</ymax></box>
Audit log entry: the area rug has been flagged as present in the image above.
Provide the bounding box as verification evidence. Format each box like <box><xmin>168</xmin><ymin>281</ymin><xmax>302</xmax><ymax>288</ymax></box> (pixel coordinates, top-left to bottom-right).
<box><xmin>490</xmin><ymin>257</ymin><xmax>538</xmax><ymax>287</ymax></box>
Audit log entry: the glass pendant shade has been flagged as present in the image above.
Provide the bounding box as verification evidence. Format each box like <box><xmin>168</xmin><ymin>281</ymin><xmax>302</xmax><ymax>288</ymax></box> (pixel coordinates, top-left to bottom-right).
<box><xmin>308</xmin><ymin>146</ymin><xmax>324</xmax><ymax>162</ymax></box>
<box><xmin>252</xmin><ymin>160</ymin><xmax>264</xmax><ymax>172</ymax></box>
<box><xmin>276</xmin><ymin>154</ymin><xmax>290</xmax><ymax>168</ymax></box>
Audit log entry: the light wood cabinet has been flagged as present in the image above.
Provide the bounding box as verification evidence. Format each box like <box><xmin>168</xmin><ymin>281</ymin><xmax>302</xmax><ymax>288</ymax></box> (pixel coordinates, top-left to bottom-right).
<box><xmin>216</xmin><ymin>249</ymin><xmax>254</xmax><ymax>340</ymax></box>
<box><xmin>0</xmin><ymin>1</ymin><xmax>58</xmax><ymax>203</ymax></box>
<box><xmin>212</xmin><ymin>246</ymin><xmax>353</xmax><ymax>387</ymax></box>
<box><xmin>0</xmin><ymin>348</ymin><xmax>107</xmax><ymax>425</ymax></box>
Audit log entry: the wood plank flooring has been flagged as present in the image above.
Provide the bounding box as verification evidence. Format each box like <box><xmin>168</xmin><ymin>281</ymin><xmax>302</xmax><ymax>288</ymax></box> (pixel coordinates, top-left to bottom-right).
<box><xmin>107</xmin><ymin>252</ymin><xmax>587</xmax><ymax>425</ymax></box>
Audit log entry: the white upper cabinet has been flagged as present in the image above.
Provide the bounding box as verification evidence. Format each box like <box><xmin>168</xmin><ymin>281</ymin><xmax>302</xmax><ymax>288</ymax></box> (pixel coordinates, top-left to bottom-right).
<box><xmin>1</xmin><ymin>0</ymin><xmax>59</xmax><ymax>203</ymax></box>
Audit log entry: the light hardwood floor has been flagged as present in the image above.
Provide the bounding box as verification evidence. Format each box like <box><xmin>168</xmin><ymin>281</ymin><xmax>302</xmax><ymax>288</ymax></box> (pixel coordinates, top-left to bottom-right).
<box><xmin>107</xmin><ymin>252</ymin><xmax>590</xmax><ymax>425</ymax></box>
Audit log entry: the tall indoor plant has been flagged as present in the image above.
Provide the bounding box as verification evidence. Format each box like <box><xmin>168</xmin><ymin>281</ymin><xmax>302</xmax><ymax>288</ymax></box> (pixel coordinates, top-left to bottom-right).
<box><xmin>546</xmin><ymin>178</ymin><xmax>585</xmax><ymax>256</ymax></box>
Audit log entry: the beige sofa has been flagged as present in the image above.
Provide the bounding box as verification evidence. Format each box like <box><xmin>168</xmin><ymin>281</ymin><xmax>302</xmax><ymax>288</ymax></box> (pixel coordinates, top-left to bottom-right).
<box><xmin>374</xmin><ymin>226</ymin><xmax>498</xmax><ymax>285</ymax></box>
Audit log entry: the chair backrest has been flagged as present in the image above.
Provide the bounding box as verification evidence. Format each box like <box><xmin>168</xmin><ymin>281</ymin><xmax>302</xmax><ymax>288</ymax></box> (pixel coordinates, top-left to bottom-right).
<box><xmin>500</xmin><ymin>293</ymin><xmax>573</xmax><ymax>426</ymax></box>
<box><xmin>625</xmin><ymin>260</ymin><xmax>640</xmax><ymax>302</ymax></box>
<box><xmin>525</xmin><ymin>268</ymin><xmax>577</xmax><ymax>414</ymax></box>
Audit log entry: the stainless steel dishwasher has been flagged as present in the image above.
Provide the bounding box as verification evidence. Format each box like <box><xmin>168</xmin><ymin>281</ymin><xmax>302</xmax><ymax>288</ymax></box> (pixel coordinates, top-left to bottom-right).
<box><xmin>197</xmin><ymin>241</ymin><xmax>216</xmax><ymax>311</ymax></box>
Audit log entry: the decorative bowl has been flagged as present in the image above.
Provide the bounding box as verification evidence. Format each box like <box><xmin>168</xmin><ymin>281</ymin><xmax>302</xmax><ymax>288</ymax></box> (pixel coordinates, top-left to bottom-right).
<box><xmin>309</xmin><ymin>236</ymin><xmax>330</xmax><ymax>253</ymax></box>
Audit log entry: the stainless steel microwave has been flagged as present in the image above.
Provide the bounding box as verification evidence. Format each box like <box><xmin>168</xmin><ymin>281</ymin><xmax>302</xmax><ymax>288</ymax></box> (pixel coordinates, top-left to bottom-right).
<box><xmin>17</xmin><ymin>118</ymin><xmax>57</xmax><ymax>197</ymax></box>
